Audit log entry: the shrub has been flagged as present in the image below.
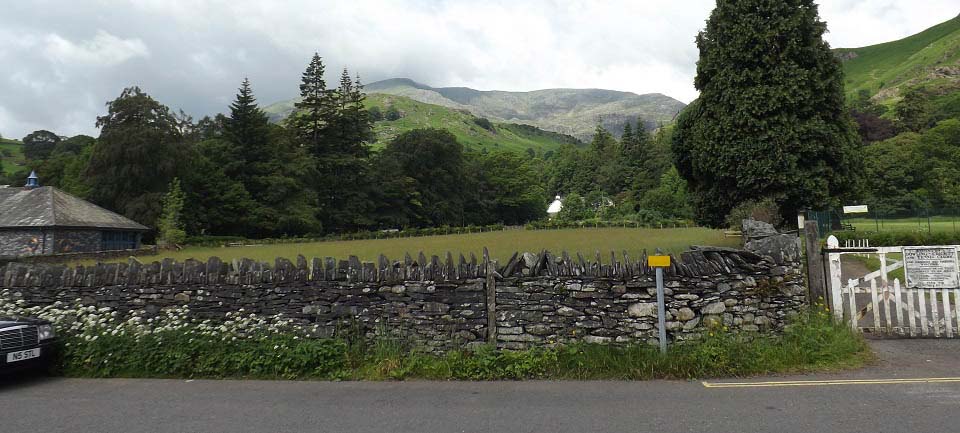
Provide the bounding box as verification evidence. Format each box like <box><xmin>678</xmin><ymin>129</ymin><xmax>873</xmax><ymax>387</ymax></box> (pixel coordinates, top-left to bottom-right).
<box><xmin>473</xmin><ymin>117</ymin><xmax>495</xmax><ymax>132</ymax></box>
<box><xmin>724</xmin><ymin>198</ymin><xmax>783</xmax><ymax>230</ymax></box>
<box><xmin>385</xmin><ymin>106</ymin><xmax>401</xmax><ymax>121</ymax></box>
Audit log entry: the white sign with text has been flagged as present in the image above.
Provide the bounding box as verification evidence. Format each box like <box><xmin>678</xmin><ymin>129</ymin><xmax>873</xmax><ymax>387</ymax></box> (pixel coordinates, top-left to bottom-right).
<box><xmin>842</xmin><ymin>205</ymin><xmax>869</xmax><ymax>214</ymax></box>
<box><xmin>903</xmin><ymin>246</ymin><xmax>960</xmax><ymax>289</ymax></box>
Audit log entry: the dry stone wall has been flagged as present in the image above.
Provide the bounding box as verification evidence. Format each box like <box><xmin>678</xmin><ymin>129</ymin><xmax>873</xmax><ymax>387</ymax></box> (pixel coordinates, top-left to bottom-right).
<box><xmin>1</xmin><ymin>246</ymin><xmax>806</xmax><ymax>352</ymax></box>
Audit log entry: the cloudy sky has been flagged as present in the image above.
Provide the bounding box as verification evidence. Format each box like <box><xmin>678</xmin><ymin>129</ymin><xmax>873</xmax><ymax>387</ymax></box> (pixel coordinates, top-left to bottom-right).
<box><xmin>1</xmin><ymin>0</ymin><xmax>956</xmax><ymax>139</ymax></box>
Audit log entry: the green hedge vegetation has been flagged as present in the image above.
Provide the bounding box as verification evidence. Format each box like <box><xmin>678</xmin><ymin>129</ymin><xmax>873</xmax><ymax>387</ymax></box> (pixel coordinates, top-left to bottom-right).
<box><xmin>832</xmin><ymin>230</ymin><xmax>960</xmax><ymax>247</ymax></box>
<box><xmin>38</xmin><ymin>306</ymin><xmax>868</xmax><ymax>381</ymax></box>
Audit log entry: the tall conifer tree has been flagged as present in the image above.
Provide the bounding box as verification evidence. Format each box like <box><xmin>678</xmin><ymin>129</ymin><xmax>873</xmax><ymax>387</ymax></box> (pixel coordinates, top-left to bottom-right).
<box><xmin>291</xmin><ymin>55</ymin><xmax>374</xmax><ymax>233</ymax></box>
<box><xmin>672</xmin><ymin>0</ymin><xmax>860</xmax><ymax>226</ymax></box>
<box><xmin>292</xmin><ymin>53</ymin><xmax>336</xmax><ymax>154</ymax></box>
<box><xmin>224</xmin><ymin>78</ymin><xmax>271</xmax><ymax>184</ymax></box>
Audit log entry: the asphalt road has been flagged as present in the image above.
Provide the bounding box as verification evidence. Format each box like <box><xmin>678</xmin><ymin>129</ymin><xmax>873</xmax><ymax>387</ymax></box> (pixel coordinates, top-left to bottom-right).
<box><xmin>2</xmin><ymin>340</ymin><xmax>958</xmax><ymax>433</ymax></box>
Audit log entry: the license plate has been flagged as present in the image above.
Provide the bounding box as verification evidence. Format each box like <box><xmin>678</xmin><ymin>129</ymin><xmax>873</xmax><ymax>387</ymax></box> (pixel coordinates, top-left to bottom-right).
<box><xmin>6</xmin><ymin>348</ymin><xmax>40</xmax><ymax>363</ymax></box>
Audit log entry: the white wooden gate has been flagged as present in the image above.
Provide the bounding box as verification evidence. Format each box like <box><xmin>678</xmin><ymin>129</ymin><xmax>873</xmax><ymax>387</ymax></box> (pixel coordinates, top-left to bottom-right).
<box><xmin>826</xmin><ymin>237</ymin><xmax>960</xmax><ymax>338</ymax></box>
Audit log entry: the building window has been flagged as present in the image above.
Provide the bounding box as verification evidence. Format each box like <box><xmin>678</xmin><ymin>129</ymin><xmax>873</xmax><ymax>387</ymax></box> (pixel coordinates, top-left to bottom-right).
<box><xmin>102</xmin><ymin>231</ymin><xmax>137</xmax><ymax>251</ymax></box>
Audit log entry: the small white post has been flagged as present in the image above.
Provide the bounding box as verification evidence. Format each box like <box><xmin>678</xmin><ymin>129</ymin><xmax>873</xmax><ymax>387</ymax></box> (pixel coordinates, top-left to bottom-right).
<box><xmin>878</xmin><ymin>252</ymin><xmax>888</xmax><ymax>289</ymax></box>
<box><xmin>827</xmin><ymin>235</ymin><xmax>843</xmax><ymax>319</ymax></box>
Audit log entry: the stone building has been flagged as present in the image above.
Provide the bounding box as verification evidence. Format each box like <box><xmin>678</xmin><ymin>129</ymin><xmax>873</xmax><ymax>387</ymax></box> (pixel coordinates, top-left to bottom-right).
<box><xmin>0</xmin><ymin>172</ymin><xmax>149</xmax><ymax>257</ymax></box>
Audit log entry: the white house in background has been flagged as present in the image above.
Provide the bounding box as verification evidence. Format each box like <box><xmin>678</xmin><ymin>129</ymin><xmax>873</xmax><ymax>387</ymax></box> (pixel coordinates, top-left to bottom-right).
<box><xmin>547</xmin><ymin>195</ymin><xmax>563</xmax><ymax>218</ymax></box>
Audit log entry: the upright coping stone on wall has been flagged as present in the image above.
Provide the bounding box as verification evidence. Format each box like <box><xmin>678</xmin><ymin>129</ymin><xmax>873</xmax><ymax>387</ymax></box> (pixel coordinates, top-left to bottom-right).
<box><xmin>0</xmin><ymin>243</ymin><xmax>799</xmax><ymax>288</ymax></box>
<box><xmin>742</xmin><ymin>219</ymin><xmax>801</xmax><ymax>265</ymax></box>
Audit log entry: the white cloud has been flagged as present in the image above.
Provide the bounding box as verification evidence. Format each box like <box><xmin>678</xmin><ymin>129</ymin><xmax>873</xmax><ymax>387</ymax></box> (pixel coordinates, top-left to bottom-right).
<box><xmin>0</xmin><ymin>0</ymin><xmax>957</xmax><ymax>139</ymax></box>
<box><xmin>43</xmin><ymin>30</ymin><xmax>149</xmax><ymax>66</ymax></box>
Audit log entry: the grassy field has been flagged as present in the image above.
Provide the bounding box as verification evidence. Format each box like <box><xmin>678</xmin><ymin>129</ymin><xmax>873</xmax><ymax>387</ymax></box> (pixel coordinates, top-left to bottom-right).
<box><xmin>0</xmin><ymin>138</ymin><xmax>26</xmax><ymax>174</ymax></box>
<box><xmin>93</xmin><ymin>227</ymin><xmax>738</xmax><ymax>265</ymax></box>
<box><xmin>846</xmin><ymin>216</ymin><xmax>960</xmax><ymax>233</ymax></box>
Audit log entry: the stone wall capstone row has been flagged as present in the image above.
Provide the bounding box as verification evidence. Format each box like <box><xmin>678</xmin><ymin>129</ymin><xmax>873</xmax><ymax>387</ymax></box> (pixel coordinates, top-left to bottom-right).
<box><xmin>1</xmin><ymin>245</ymin><xmax>806</xmax><ymax>352</ymax></box>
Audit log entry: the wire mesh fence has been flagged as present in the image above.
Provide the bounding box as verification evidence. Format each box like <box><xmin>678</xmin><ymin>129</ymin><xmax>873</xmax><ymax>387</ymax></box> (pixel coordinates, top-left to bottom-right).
<box><xmin>807</xmin><ymin>207</ymin><xmax>960</xmax><ymax>235</ymax></box>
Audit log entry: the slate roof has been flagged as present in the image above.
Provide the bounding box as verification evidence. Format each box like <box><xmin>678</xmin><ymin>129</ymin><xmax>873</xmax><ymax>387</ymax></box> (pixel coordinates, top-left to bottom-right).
<box><xmin>0</xmin><ymin>186</ymin><xmax>149</xmax><ymax>231</ymax></box>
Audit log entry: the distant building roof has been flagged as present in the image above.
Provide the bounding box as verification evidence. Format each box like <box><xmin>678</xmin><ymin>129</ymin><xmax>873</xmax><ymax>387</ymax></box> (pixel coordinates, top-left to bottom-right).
<box><xmin>0</xmin><ymin>186</ymin><xmax>149</xmax><ymax>231</ymax></box>
<box><xmin>547</xmin><ymin>195</ymin><xmax>563</xmax><ymax>214</ymax></box>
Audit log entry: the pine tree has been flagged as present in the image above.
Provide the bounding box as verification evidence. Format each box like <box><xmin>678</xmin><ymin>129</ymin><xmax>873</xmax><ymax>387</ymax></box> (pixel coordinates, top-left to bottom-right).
<box><xmin>589</xmin><ymin>125</ymin><xmax>620</xmax><ymax>194</ymax></box>
<box><xmin>292</xmin><ymin>53</ymin><xmax>336</xmax><ymax>154</ymax></box>
<box><xmin>329</xmin><ymin>69</ymin><xmax>373</xmax><ymax>157</ymax></box>
<box><xmin>320</xmin><ymin>68</ymin><xmax>375</xmax><ymax>231</ymax></box>
<box><xmin>621</xmin><ymin>122</ymin><xmax>634</xmax><ymax>148</ymax></box>
<box><xmin>349</xmin><ymin>73</ymin><xmax>374</xmax><ymax>149</ymax></box>
<box><xmin>672</xmin><ymin>0</ymin><xmax>861</xmax><ymax>226</ymax></box>
<box><xmin>289</xmin><ymin>56</ymin><xmax>375</xmax><ymax>233</ymax></box>
<box><xmin>224</xmin><ymin>78</ymin><xmax>272</xmax><ymax>183</ymax></box>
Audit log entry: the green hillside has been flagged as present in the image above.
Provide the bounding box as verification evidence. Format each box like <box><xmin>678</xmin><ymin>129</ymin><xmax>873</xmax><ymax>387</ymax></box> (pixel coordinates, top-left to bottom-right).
<box><xmin>264</xmin><ymin>93</ymin><xmax>583</xmax><ymax>153</ymax></box>
<box><xmin>0</xmin><ymin>138</ymin><xmax>26</xmax><ymax>174</ymax></box>
<box><xmin>837</xmin><ymin>15</ymin><xmax>960</xmax><ymax>107</ymax></box>
<box><xmin>365</xmin><ymin>78</ymin><xmax>686</xmax><ymax>142</ymax></box>
<box><xmin>267</xmin><ymin>78</ymin><xmax>686</xmax><ymax>142</ymax></box>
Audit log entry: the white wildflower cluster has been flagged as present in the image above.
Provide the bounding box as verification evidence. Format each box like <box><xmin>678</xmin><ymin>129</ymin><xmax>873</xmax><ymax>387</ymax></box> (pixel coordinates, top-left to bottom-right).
<box><xmin>0</xmin><ymin>292</ymin><xmax>325</xmax><ymax>342</ymax></box>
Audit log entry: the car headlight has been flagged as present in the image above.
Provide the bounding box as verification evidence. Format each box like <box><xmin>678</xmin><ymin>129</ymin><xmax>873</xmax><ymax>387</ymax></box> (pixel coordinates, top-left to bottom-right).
<box><xmin>38</xmin><ymin>324</ymin><xmax>55</xmax><ymax>340</ymax></box>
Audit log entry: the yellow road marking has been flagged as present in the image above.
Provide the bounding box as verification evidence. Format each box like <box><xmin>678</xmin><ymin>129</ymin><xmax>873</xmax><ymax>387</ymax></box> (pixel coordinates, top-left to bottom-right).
<box><xmin>702</xmin><ymin>377</ymin><xmax>960</xmax><ymax>388</ymax></box>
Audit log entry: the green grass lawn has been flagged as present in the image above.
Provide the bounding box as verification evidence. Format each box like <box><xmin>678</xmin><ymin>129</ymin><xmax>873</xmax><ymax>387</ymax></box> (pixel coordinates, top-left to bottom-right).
<box><xmin>95</xmin><ymin>227</ymin><xmax>738</xmax><ymax>265</ymax></box>
<box><xmin>846</xmin><ymin>216</ymin><xmax>960</xmax><ymax>233</ymax></box>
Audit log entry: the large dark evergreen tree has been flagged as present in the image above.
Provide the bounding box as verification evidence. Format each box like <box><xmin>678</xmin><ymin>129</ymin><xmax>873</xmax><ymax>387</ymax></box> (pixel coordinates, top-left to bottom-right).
<box><xmin>672</xmin><ymin>0</ymin><xmax>861</xmax><ymax>226</ymax></box>
<box><xmin>224</xmin><ymin>78</ymin><xmax>271</xmax><ymax>182</ymax></box>
<box><xmin>291</xmin><ymin>53</ymin><xmax>336</xmax><ymax>154</ymax></box>
<box><xmin>290</xmin><ymin>55</ymin><xmax>374</xmax><ymax>233</ymax></box>
<box><xmin>88</xmin><ymin>87</ymin><xmax>185</xmax><ymax>229</ymax></box>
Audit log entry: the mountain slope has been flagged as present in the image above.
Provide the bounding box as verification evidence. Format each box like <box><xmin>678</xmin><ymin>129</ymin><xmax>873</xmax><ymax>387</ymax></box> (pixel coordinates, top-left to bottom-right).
<box><xmin>268</xmin><ymin>78</ymin><xmax>686</xmax><ymax>142</ymax></box>
<box><xmin>365</xmin><ymin>79</ymin><xmax>686</xmax><ymax>141</ymax></box>
<box><xmin>263</xmin><ymin>93</ymin><xmax>583</xmax><ymax>153</ymax></box>
<box><xmin>837</xmin><ymin>15</ymin><xmax>960</xmax><ymax>106</ymax></box>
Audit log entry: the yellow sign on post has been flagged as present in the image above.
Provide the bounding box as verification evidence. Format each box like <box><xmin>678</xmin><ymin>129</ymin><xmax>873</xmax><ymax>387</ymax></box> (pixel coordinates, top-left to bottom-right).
<box><xmin>649</xmin><ymin>253</ymin><xmax>671</xmax><ymax>354</ymax></box>
<box><xmin>648</xmin><ymin>255</ymin><xmax>671</xmax><ymax>268</ymax></box>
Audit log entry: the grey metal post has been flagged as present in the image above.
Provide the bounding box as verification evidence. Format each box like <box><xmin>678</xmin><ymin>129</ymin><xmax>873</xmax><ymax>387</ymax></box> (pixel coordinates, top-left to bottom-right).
<box><xmin>655</xmin><ymin>266</ymin><xmax>667</xmax><ymax>354</ymax></box>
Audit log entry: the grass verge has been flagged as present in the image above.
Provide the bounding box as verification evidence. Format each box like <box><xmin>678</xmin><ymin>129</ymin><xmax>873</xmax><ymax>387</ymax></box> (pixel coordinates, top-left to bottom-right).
<box><xmin>52</xmin><ymin>308</ymin><xmax>869</xmax><ymax>381</ymax></box>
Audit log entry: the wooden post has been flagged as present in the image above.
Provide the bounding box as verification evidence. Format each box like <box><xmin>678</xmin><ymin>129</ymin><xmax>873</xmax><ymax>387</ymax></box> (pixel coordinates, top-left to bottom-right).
<box><xmin>483</xmin><ymin>247</ymin><xmax>497</xmax><ymax>345</ymax></box>
<box><xmin>803</xmin><ymin>221</ymin><xmax>827</xmax><ymax>302</ymax></box>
